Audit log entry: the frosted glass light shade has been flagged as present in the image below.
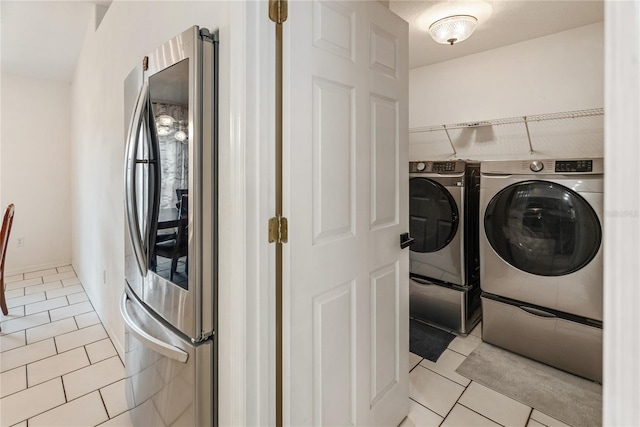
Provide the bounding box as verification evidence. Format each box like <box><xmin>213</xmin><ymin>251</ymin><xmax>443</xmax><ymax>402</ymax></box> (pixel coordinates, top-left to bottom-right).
<box><xmin>157</xmin><ymin>125</ymin><xmax>172</xmax><ymax>136</ymax></box>
<box><xmin>429</xmin><ymin>15</ymin><xmax>478</xmax><ymax>45</ymax></box>
<box><xmin>174</xmin><ymin>130</ymin><xmax>187</xmax><ymax>142</ymax></box>
<box><xmin>157</xmin><ymin>114</ymin><xmax>175</xmax><ymax>126</ymax></box>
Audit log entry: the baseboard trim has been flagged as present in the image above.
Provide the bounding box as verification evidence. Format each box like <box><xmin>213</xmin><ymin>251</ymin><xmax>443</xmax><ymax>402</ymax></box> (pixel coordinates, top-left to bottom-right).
<box><xmin>5</xmin><ymin>260</ymin><xmax>73</xmax><ymax>277</ymax></box>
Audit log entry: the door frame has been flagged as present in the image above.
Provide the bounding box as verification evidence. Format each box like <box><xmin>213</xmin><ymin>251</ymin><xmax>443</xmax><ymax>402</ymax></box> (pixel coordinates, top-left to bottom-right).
<box><xmin>603</xmin><ymin>1</ymin><xmax>640</xmax><ymax>424</ymax></box>
<box><xmin>220</xmin><ymin>2</ymin><xmax>276</xmax><ymax>426</ymax></box>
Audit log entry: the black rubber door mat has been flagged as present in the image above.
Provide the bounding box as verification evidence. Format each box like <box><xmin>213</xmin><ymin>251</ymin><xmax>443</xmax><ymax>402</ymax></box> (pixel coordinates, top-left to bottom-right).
<box><xmin>409</xmin><ymin>319</ymin><xmax>456</xmax><ymax>362</ymax></box>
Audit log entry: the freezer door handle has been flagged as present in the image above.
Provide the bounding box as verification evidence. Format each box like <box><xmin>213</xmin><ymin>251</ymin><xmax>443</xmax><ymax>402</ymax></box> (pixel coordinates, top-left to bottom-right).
<box><xmin>410</xmin><ymin>276</ymin><xmax>432</xmax><ymax>285</ymax></box>
<box><xmin>120</xmin><ymin>293</ymin><xmax>189</xmax><ymax>363</ymax></box>
<box><xmin>124</xmin><ymin>82</ymin><xmax>149</xmax><ymax>276</ymax></box>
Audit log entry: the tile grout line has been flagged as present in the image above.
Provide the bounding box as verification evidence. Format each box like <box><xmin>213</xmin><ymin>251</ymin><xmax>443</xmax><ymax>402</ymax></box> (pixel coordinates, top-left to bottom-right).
<box><xmin>84</xmin><ymin>342</ymin><xmax>92</xmax><ymax>364</ymax></box>
<box><xmin>3</xmin><ymin>337</ymin><xmax>117</xmax><ymax>402</ymax></box>
<box><xmin>413</xmin><ymin>362</ymin><xmax>469</xmax><ymax>387</ymax></box>
<box><xmin>97</xmin><ymin>387</ymin><xmax>110</xmax><ymax>420</ymax></box>
<box><xmin>408</xmin><ymin>363</ymin><xmax>470</xmax><ymax>424</ymax></box>
<box><xmin>456</xmin><ymin>399</ymin><xmax>509</xmax><ymax>426</ymax></box>
<box><xmin>58</xmin><ymin>355</ymin><xmax>125</xmax><ymax>403</ymax></box>
<box><xmin>417</xmin><ymin>360</ymin><xmax>471</xmax><ymax>388</ymax></box>
<box><xmin>7</xmin><ymin>313</ymin><xmax>84</xmax><ymax>347</ymax></box>
<box><xmin>2</xmin><ymin>292</ymin><xmax>82</xmax><ymax>346</ymax></box>
<box><xmin>408</xmin><ymin>396</ymin><xmax>444</xmax><ymax>422</ymax></box>
<box><xmin>525</xmin><ymin>407</ymin><xmax>535</xmax><ymax>426</ymax></box>
<box><xmin>14</xmin><ymin>378</ymin><xmax>68</xmax><ymax>427</ymax></box>
<box><xmin>2</xmin><ymin>346</ymin><xmax>97</xmax><ymax>400</ymax></box>
<box><xmin>25</xmin><ymin>360</ymin><xmax>31</xmax><ymax>389</ymax></box>
<box><xmin>529</xmin><ymin>413</ymin><xmax>554</xmax><ymax>427</ymax></box>
<box><xmin>5</xmin><ymin>332</ymin><xmax>116</xmax><ymax>399</ymax></box>
<box><xmin>438</xmin><ymin>377</ymin><xmax>474</xmax><ymax>426</ymax></box>
<box><xmin>446</xmin><ymin>346</ymin><xmax>475</xmax><ymax>358</ymax></box>
<box><xmin>51</xmin><ymin>311</ymin><xmax>59</xmax><ymax>354</ymax></box>
<box><xmin>62</xmin><ymin>373</ymin><xmax>69</xmax><ymax>403</ymax></box>
<box><xmin>25</xmin><ymin>380</ymin><xmax>86</xmax><ymax>425</ymax></box>
<box><xmin>409</xmin><ymin>356</ymin><xmax>423</xmax><ymax>373</ymax></box>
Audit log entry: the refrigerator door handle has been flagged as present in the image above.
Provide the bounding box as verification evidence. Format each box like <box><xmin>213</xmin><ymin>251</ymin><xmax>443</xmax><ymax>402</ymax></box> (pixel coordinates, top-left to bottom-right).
<box><xmin>411</xmin><ymin>276</ymin><xmax>432</xmax><ymax>285</ymax></box>
<box><xmin>124</xmin><ymin>82</ymin><xmax>149</xmax><ymax>275</ymax></box>
<box><xmin>120</xmin><ymin>292</ymin><xmax>189</xmax><ymax>363</ymax></box>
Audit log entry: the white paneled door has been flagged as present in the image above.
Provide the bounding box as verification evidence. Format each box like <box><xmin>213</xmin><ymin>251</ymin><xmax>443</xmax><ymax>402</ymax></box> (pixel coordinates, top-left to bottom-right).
<box><xmin>284</xmin><ymin>1</ymin><xmax>409</xmax><ymax>425</ymax></box>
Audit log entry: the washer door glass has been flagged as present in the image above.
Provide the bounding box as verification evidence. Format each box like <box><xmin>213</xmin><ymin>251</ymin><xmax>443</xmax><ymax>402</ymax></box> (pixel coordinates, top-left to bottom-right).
<box><xmin>409</xmin><ymin>177</ymin><xmax>459</xmax><ymax>253</ymax></box>
<box><xmin>484</xmin><ymin>180</ymin><xmax>601</xmax><ymax>276</ymax></box>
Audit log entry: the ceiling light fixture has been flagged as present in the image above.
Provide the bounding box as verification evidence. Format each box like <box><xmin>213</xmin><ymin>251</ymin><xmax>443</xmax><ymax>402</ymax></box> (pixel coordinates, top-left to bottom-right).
<box><xmin>156</xmin><ymin>126</ymin><xmax>172</xmax><ymax>136</ymax></box>
<box><xmin>156</xmin><ymin>114</ymin><xmax>175</xmax><ymax>127</ymax></box>
<box><xmin>174</xmin><ymin>130</ymin><xmax>187</xmax><ymax>142</ymax></box>
<box><xmin>428</xmin><ymin>15</ymin><xmax>478</xmax><ymax>45</ymax></box>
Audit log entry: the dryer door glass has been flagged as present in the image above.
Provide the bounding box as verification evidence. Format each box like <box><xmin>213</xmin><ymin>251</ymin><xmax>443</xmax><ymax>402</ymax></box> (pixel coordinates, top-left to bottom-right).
<box><xmin>409</xmin><ymin>177</ymin><xmax>459</xmax><ymax>253</ymax></box>
<box><xmin>484</xmin><ymin>180</ymin><xmax>601</xmax><ymax>276</ymax></box>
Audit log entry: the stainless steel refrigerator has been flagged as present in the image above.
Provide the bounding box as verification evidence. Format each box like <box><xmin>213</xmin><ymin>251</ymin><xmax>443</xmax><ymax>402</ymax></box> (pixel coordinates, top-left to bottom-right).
<box><xmin>122</xmin><ymin>26</ymin><xmax>218</xmax><ymax>426</ymax></box>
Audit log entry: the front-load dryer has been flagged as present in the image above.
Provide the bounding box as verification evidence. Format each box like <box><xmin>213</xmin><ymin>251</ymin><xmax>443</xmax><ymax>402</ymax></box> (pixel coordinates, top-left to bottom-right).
<box><xmin>409</xmin><ymin>160</ymin><xmax>481</xmax><ymax>334</ymax></box>
<box><xmin>480</xmin><ymin>158</ymin><xmax>603</xmax><ymax>382</ymax></box>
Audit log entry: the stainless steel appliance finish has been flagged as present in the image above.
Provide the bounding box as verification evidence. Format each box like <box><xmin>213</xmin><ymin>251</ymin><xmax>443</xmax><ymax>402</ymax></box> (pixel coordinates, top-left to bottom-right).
<box><xmin>410</xmin><ymin>276</ymin><xmax>479</xmax><ymax>334</ymax></box>
<box><xmin>123</xmin><ymin>26</ymin><xmax>218</xmax><ymax>426</ymax></box>
<box><xmin>409</xmin><ymin>160</ymin><xmax>481</xmax><ymax>334</ymax></box>
<box><xmin>480</xmin><ymin>158</ymin><xmax>603</xmax><ymax>382</ymax></box>
<box><xmin>122</xmin><ymin>288</ymin><xmax>213</xmax><ymax>426</ymax></box>
<box><xmin>480</xmin><ymin>159</ymin><xmax>604</xmax><ymax>319</ymax></box>
<box><xmin>482</xmin><ymin>296</ymin><xmax>602</xmax><ymax>382</ymax></box>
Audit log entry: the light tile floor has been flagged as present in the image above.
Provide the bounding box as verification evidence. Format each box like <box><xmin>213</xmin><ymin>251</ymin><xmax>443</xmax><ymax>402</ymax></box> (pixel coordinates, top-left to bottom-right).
<box><xmin>402</xmin><ymin>323</ymin><xmax>573</xmax><ymax>427</ymax></box>
<box><xmin>2</xmin><ymin>265</ymin><xmax>576</xmax><ymax>427</ymax></box>
<box><xmin>0</xmin><ymin>265</ymin><xmax>132</xmax><ymax>427</ymax></box>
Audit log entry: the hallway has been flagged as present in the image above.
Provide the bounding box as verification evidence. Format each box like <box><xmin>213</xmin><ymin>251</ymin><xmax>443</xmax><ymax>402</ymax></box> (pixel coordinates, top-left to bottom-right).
<box><xmin>0</xmin><ymin>266</ymin><xmax>131</xmax><ymax>426</ymax></box>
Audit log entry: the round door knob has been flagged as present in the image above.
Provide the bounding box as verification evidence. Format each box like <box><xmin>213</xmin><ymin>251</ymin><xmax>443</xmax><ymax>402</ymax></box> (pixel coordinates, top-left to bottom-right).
<box><xmin>530</xmin><ymin>161</ymin><xmax>544</xmax><ymax>172</ymax></box>
<box><xmin>416</xmin><ymin>162</ymin><xmax>426</xmax><ymax>171</ymax></box>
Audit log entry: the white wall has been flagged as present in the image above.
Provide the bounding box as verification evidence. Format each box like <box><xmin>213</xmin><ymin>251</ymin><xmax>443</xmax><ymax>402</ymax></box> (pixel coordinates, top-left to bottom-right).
<box><xmin>0</xmin><ymin>73</ymin><xmax>71</xmax><ymax>274</ymax></box>
<box><xmin>603</xmin><ymin>1</ymin><xmax>640</xmax><ymax>424</ymax></box>
<box><xmin>409</xmin><ymin>22</ymin><xmax>604</xmax><ymax>161</ymax></box>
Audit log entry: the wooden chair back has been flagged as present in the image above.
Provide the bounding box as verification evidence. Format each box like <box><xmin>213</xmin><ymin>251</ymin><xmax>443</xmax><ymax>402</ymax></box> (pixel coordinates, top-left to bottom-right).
<box><xmin>1</xmin><ymin>204</ymin><xmax>16</xmax><ymax>316</ymax></box>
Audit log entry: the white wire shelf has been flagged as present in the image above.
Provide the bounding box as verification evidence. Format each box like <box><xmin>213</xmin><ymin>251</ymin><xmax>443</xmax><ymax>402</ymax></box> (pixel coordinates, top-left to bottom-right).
<box><xmin>408</xmin><ymin>108</ymin><xmax>604</xmax><ymax>156</ymax></box>
<box><xmin>409</xmin><ymin>108</ymin><xmax>604</xmax><ymax>133</ymax></box>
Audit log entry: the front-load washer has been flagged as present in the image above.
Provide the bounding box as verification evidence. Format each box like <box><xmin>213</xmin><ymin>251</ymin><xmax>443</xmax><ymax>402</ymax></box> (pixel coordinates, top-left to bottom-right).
<box><xmin>480</xmin><ymin>158</ymin><xmax>603</xmax><ymax>382</ymax></box>
<box><xmin>409</xmin><ymin>160</ymin><xmax>481</xmax><ymax>334</ymax></box>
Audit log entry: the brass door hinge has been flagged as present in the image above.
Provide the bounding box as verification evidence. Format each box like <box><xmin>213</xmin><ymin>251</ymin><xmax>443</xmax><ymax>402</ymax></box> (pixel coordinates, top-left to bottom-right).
<box><xmin>269</xmin><ymin>0</ymin><xmax>288</xmax><ymax>24</ymax></box>
<box><xmin>269</xmin><ymin>216</ymin><xmax>288</xmax><ymax>244</ymax></box>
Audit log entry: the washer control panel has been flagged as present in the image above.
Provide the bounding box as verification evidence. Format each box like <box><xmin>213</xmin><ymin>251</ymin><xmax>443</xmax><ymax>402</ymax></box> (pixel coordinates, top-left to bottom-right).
<box><xmin>432</xmin><ymin>162</ymin><xmax>457</xmax><ymax>172</ymax></box>
<box><xmin>409</xmin><ymin>161</ymin><xmax>461</xmax><ymax>173</ymax></box>
<box><xmin>529</xmin><ymin>161</ymin><xmax>544</xmax><ymax>172</ymax></box>
<box><xmin>555</xmin><ymin>160</ymin><xmax>593</xmax><ymax>173</ymax></box>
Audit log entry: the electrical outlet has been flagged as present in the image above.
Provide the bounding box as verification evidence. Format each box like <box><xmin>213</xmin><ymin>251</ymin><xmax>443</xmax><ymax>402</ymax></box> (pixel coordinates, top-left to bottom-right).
<box><xmin>16</xmin><ymin>237</ymin><xmax>24</xmax><ymax>247</ymax></box>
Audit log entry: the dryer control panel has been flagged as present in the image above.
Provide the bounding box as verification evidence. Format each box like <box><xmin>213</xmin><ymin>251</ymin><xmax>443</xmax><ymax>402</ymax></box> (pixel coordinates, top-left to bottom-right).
<box><xmin>555</xmin><ymin>160</ymin><xmax>593</xmax><ymax>173</ymax></box>
<box><xmin>410</xmin><ymin>161</ymin><xmax>464</xmax><ymax>174</ymax></box>
<box><xmin>482</xmin><ymin>158</ymin><xmax>603</xmax><ymax>175</ymax></box>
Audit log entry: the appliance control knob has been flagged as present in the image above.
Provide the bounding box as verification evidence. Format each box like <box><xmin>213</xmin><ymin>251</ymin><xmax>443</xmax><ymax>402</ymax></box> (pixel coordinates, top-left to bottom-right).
<box><xmin>530</xmin><ymin>161</ymin><xmax>544</xmax><ymax>172</ymax></box>
<box><xmin>416</xmin><ymin>162</ymin><xmax>426</xmax><ymax>171</ymax></box>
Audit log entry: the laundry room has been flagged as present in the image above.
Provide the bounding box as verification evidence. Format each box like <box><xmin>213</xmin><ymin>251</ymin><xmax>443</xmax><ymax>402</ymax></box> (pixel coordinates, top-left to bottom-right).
<box><xmin>391</xmin><ymin>1</ymin><xmax>605</xmax><ymax>425</ymax></box>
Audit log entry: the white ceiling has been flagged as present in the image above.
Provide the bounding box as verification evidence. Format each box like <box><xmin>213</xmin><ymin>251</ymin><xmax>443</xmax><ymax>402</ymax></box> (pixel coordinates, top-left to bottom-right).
<box><xmin>0</xmin><ymin>0</ymin><xmax>604</xmax><ymax>82</ymax></box>
<box><xmin>0</xmin><ymin>1</ymin><xmax>111</xmax><ymax>82</ymax></box>
<box><xmin>389</xmin><ymin>0</ymin><xmax>604</xmax><ymax>69</ymax></box>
